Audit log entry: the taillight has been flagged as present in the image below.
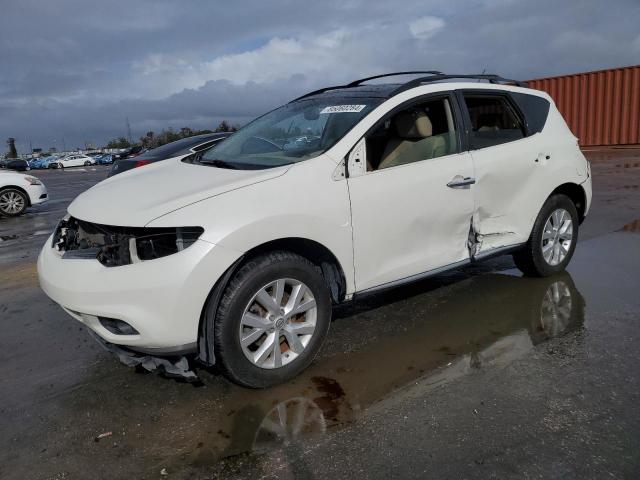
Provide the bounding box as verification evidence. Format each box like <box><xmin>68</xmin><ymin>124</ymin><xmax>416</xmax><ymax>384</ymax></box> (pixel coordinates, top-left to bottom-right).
<box><xmin>134</xmin><ymin>160</ymin><xmax>151</xmax><ymax>168</ymax></box>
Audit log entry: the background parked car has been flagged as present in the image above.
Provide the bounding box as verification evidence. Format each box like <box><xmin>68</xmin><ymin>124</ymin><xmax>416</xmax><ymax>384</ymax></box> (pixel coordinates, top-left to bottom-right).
<box><xmin>108</xmin><ymin>133</ymin><xmax>230</xmax><ymax>177</ymax></box>
<box><xmin>49</xmin><ymin>154</ymin><xmax>96</xmax><ymax>169</ymax></box>
<box><xmin>95</xmin><ymin>154</ymin><xmax>114</xmax><ymax>165</ymax></box>
<box><xmin>31</xmin><ymin>156</ymin><xmax>58</xmax><ymax>169</ymax></box>
<box><xmin>0</xmin><ymin>170</ymin><xmax>48</xmax><ymax>216</ymax></box>
<box><xmin>0</xmin><ymin>159</ymin><xmax>31</xmax><ymax>172</ymax></box>
<box><xmin>113</xmin><ymin>145</ymin><xmax>147</xmax><ymax>161</ymax></box>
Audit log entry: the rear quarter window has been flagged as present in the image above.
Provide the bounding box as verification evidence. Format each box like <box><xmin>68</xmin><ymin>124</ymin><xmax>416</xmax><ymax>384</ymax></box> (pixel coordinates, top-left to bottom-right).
<box><xmin>510</xmin><ymin>92</ymin><xmax>550</xmax><ymax>135</ymax></box>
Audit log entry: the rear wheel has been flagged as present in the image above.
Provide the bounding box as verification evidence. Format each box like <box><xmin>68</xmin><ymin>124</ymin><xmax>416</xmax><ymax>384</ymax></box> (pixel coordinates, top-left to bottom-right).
<box><xmin>0</xmin><ymin>188</ymin><xmax>28</xmax><ymax>216</ymax></box>
<box><xmin>212</xmin><ymin>252</ymin><xmax>331</xmax><ymax>388</ymax></box>
<box><xmin>514</xmin><ymin>194</ymin><xmax>579</xmax><ymax>277</ymax></box>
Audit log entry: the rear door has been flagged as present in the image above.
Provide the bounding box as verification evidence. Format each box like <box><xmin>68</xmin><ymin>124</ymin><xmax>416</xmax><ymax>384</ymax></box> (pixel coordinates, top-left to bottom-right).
<box><xmin>458</xmin><ymin>90</ymin><xmax>544</xmax><ymax>252</ymax></box>
<box><xmin>348</xmin><ymin>93</ymin><xmax>475</xmax><ymax>292</ymax></box>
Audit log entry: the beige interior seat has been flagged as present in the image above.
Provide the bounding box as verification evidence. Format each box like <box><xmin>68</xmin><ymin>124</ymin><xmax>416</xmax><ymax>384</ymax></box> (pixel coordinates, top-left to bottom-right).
<box><xmin>378</xmin><ymin>111</ymin><xmax>446</xmax><ymax>170</ymax></box>
<box><xmin>477</xmin><ymin>113</ymin><xmax>502</xmax><ymax>132</ymax></box>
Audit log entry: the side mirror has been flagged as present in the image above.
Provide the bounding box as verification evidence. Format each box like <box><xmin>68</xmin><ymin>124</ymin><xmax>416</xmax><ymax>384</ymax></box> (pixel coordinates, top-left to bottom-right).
<box><xmin>346</xmin><ymin>137</ymin><xmax>367</xmax><ymax>178</ymax></box>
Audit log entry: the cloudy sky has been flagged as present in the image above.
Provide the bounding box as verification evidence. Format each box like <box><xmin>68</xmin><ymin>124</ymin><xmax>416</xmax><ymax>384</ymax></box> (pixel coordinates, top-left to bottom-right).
<box><xmin>1</xmin><ymin>0</ymin><xmax>638</xmax><ymax>152</ymax></box>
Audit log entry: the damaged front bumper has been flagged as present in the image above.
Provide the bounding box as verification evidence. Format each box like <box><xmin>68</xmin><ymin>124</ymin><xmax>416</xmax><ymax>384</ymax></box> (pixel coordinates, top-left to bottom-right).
<box><xmin>89</xmin><ymin>330</ymin><xmax>200</xmax><ymax>382</ymax></box>
<box><xmin>37</xmin><ymin>228</ymin><xmax>243</xmax><ymax>351</ymax></box>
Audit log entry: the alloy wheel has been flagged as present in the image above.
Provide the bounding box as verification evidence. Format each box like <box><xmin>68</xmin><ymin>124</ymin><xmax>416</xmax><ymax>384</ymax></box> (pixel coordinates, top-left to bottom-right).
<box><xmin>541</xmin><ymin>208</ymin><xmax>573</xmax><ymax>266</ymax></box>
<box><xmin>239</xmin><ymin>278</ymin><xmax>317</xmax><ymax>369</ymax></box>
<box><xmin>0</xmin><ymin>190</ymin><xmax>26</xmax><ymax>215</ymax></box>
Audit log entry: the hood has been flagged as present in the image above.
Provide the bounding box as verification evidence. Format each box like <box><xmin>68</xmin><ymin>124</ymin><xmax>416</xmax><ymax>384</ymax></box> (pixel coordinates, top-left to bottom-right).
<box><xmin>68</xmin><ymin>157</ymin><xmax>289</xmax><ymax>226</ymax></box>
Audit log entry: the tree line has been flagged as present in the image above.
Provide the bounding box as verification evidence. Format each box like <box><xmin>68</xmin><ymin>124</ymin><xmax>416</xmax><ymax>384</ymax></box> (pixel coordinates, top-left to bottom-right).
<box><xmin>105</xmin><ymin>121</ymin><xmax>238</xmax><ymax>150</ymax></box>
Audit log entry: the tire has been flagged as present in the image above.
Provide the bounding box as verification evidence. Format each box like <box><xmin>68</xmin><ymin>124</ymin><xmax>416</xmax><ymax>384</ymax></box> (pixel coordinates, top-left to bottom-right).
<box><xmin>513</xmin><ymin>194</ymin><xmax>579</xmax><ymax>277</ymax></box>
<box><xmin>84</xmin><ymin>161</ymin><xmax>91</xmax><ymax>166</ymax></box>
<box><xmin>0</xmin><ymin>188</ymin><xmax>29</xmax><ymax>217</ymax></box>
<box><xmin>212</xmin><ymin>251</ymin><xmax>332</xmax><ymax>388</ymax></box>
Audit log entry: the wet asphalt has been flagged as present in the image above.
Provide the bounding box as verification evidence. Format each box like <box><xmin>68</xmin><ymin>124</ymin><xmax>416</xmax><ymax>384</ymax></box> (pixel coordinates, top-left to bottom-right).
<box><xmin>0</xmin><ymin>151</ymin><xmax>639</xmax><ymax>479</ymax></box>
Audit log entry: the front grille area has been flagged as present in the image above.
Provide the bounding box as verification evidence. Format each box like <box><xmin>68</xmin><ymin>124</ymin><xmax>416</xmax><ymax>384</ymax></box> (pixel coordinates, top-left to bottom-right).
<box><xmin>52</xmin><ymin>216</ymin><xmax>203</xmax><ymax>267</ymax></box>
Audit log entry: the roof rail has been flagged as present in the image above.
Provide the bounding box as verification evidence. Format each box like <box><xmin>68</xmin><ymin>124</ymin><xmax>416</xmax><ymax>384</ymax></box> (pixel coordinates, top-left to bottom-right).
<box><xmin>390</xmin><ymin>74</ymin><xmax>529</xmax><ymax>95</ymax></box>
<box><xmin>345</xmin><ymin>71</ymin><xmax>443</xmax><ymax>87</ymax></box>
<box><xmin>290</xmin><ymin>71</ymin><xmax>443</xmax><ymax>102</ymax></box>
<box><xmin>290</xmin><ymin>72</ymin><xmax>527</xmax><ymax>102</ymax></box>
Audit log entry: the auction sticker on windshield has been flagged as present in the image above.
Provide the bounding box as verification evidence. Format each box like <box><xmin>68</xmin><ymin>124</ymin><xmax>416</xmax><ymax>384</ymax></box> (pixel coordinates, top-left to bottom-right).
<box><xmin>320</xmin><ymin>105</ymin><xmax>367</xmax><ymax>114</ymax></box>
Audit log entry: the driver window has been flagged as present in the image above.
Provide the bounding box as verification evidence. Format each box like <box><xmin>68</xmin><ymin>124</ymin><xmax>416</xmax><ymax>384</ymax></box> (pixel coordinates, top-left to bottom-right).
<box><xmin>366</xmin><ymin>97</ymin><xmax>457</xmax><ymax>171</ymax></box>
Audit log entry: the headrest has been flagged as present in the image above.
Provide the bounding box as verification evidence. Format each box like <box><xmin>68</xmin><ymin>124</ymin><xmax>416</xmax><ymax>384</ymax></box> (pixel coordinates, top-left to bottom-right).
<box><xmin>395</xmin><ymin>111</ymin><xmax>433</xmax><ymax>139</ymax></box>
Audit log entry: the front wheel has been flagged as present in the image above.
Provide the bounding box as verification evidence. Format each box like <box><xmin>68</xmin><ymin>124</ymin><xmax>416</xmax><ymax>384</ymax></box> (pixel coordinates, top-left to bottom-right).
<box><xmin>212</xmin><ymin>252</ymin><xmax>331</xmax><ymax>388</ymax></box>
<box><xmin>0</xmin><ymin>188</ymin><xmax>28</xmax><ymax>216</ymax></box>
<box><xmin>84</xmin><ymin>161</ymin><xmax>91</xmax><ymax>166</ymax></box>
<box><xmin>514</xmin><ymin>194</ymin><xmax>579</xmax><ymax>277</ymax></box>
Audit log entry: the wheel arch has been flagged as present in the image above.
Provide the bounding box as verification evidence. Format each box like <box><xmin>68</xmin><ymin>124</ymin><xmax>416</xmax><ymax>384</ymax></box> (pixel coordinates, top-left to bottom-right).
<box><xmin>196</xmin><ymin>237</ymin><xmax>348</xmax><ymax>366</ymax></box>
<box><xmin>550</xmin><ymin>182</ymin><xmax>587</xmax><ymax>224</ymax></box>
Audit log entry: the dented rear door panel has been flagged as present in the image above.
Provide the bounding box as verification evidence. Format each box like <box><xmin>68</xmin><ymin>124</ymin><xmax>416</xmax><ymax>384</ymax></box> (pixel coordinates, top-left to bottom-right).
<box><xmin>469</xmin><ymin>134</ymin><xmax>543</xmax><ymax>252</ymax></box>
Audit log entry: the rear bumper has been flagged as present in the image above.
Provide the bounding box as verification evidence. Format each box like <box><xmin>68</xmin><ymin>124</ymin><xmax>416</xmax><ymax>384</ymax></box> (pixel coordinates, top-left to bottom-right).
<box><xmin>37</xmin><ymin>236</ymin><xmax>242</xmax><ymax>350</ymax></box>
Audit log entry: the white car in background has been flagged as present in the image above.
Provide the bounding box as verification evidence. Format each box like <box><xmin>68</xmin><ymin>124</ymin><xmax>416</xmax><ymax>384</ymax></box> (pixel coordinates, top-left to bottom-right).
<box><xmin>0</xmin><ymin>170</ymin><xmax>48</xmax><ymax>216</ymax></box>
<box><xmin>49</xmin><ymin>154</ymin><xmax>96</xmax><ymax>169</ymax></box>
<box><xmin>38</xmin><ymin>71</ymin><xmax>592</xmax><ymax>388</ymax></box>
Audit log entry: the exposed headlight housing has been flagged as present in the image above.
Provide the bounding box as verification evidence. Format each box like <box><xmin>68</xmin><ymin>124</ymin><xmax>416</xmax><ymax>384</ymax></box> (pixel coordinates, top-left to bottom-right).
<box><xmin>52</xmin><ymin>216</ymin><xmax>204</xmax><ymax>267</ymax></box>
<box><xmin>24</xmin><ymin>175</ymin><xmax>42</xmax><ymax>185</ymax></box>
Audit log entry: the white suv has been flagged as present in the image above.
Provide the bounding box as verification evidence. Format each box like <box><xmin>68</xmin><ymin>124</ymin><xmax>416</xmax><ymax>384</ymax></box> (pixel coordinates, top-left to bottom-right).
<box><xmin>38</xmin><ymin>72</ymin><xmax>592</xmax><ymax>387</ymax></box>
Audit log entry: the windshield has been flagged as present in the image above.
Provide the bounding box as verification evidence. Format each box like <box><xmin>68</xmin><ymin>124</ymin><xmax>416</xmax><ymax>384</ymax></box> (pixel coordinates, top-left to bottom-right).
<box><xmin>200</xmin><ymin>96</ymin><xmax>383</xmax><ymax>169</ymax></box>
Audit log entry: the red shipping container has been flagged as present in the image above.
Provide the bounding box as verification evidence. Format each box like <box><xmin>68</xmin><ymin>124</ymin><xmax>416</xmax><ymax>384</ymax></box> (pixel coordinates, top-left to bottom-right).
<box><xmin>528</xmin><ymin>65</ymin><xmax>640</xmax><ymax>146</ymax></box>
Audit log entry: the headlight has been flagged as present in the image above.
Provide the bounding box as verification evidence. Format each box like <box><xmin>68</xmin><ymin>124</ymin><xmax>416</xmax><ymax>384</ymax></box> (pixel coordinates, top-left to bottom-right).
<box><xmin>24</xmin><ymin>175</ymin><xmax>42</xmax><ymax>185</ymax></box>
<box><xmin>53</xmin><ymin>216</ymin><xmax>204</xmax><ymax>266</ymax></box>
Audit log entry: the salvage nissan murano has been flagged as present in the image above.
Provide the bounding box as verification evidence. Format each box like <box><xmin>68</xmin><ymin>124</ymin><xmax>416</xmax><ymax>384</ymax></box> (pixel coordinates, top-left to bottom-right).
<box><xmin>38</xmin><ymin>71</ymin><xmax>592</xmax><ymax>387</ymax></box>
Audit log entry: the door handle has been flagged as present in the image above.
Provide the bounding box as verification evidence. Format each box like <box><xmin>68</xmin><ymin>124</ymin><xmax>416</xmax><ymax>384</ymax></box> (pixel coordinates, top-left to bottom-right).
<box><xmin>447</xmin><ymin>176</ymin><xmax>476</xmax><ymax>188</ymax></box>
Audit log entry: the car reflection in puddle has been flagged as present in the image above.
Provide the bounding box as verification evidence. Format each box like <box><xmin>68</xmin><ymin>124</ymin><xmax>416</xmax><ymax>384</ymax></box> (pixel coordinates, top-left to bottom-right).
<box><xmin>183</xmin><ymin>271</ymin><xmax>585</xmax><ymax>467</ymax></box>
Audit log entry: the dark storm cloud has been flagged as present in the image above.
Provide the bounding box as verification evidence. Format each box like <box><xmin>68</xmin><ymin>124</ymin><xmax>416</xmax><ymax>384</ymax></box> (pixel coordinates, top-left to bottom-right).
<box><xmin>1</xmin><ymin>0</ymin><xmax>638</xmax><ymax>151</ymax></box>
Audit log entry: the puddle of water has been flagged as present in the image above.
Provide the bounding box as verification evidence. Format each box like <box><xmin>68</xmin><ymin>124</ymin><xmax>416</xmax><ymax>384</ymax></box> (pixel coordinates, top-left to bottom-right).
<box><xmin>148</xmin><ymin>272</ymin><xmax>585</xmax><ymax>467</ymax></box>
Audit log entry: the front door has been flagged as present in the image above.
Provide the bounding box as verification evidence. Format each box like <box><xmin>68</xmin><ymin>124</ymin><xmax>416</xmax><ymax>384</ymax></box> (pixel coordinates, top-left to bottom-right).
<box><xmin>348</xmin><ymin>94</ymin><xmax>475</xmax><ymax>292</ymax></box>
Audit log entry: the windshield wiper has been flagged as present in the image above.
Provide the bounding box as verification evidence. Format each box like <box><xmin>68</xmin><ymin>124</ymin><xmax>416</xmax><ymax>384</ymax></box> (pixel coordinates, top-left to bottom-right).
<box><xmin>199</xmin><ymin>158</ymin><xmax>238</xmax><ymax>169</ymax></box>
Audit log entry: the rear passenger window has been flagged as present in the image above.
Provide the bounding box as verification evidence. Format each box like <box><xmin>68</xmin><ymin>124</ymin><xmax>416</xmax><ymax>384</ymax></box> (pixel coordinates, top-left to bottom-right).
<box><xmin>463</xmin><ymin>95</ymin><xmax>524</xmax><ymax>149</ymax></box>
